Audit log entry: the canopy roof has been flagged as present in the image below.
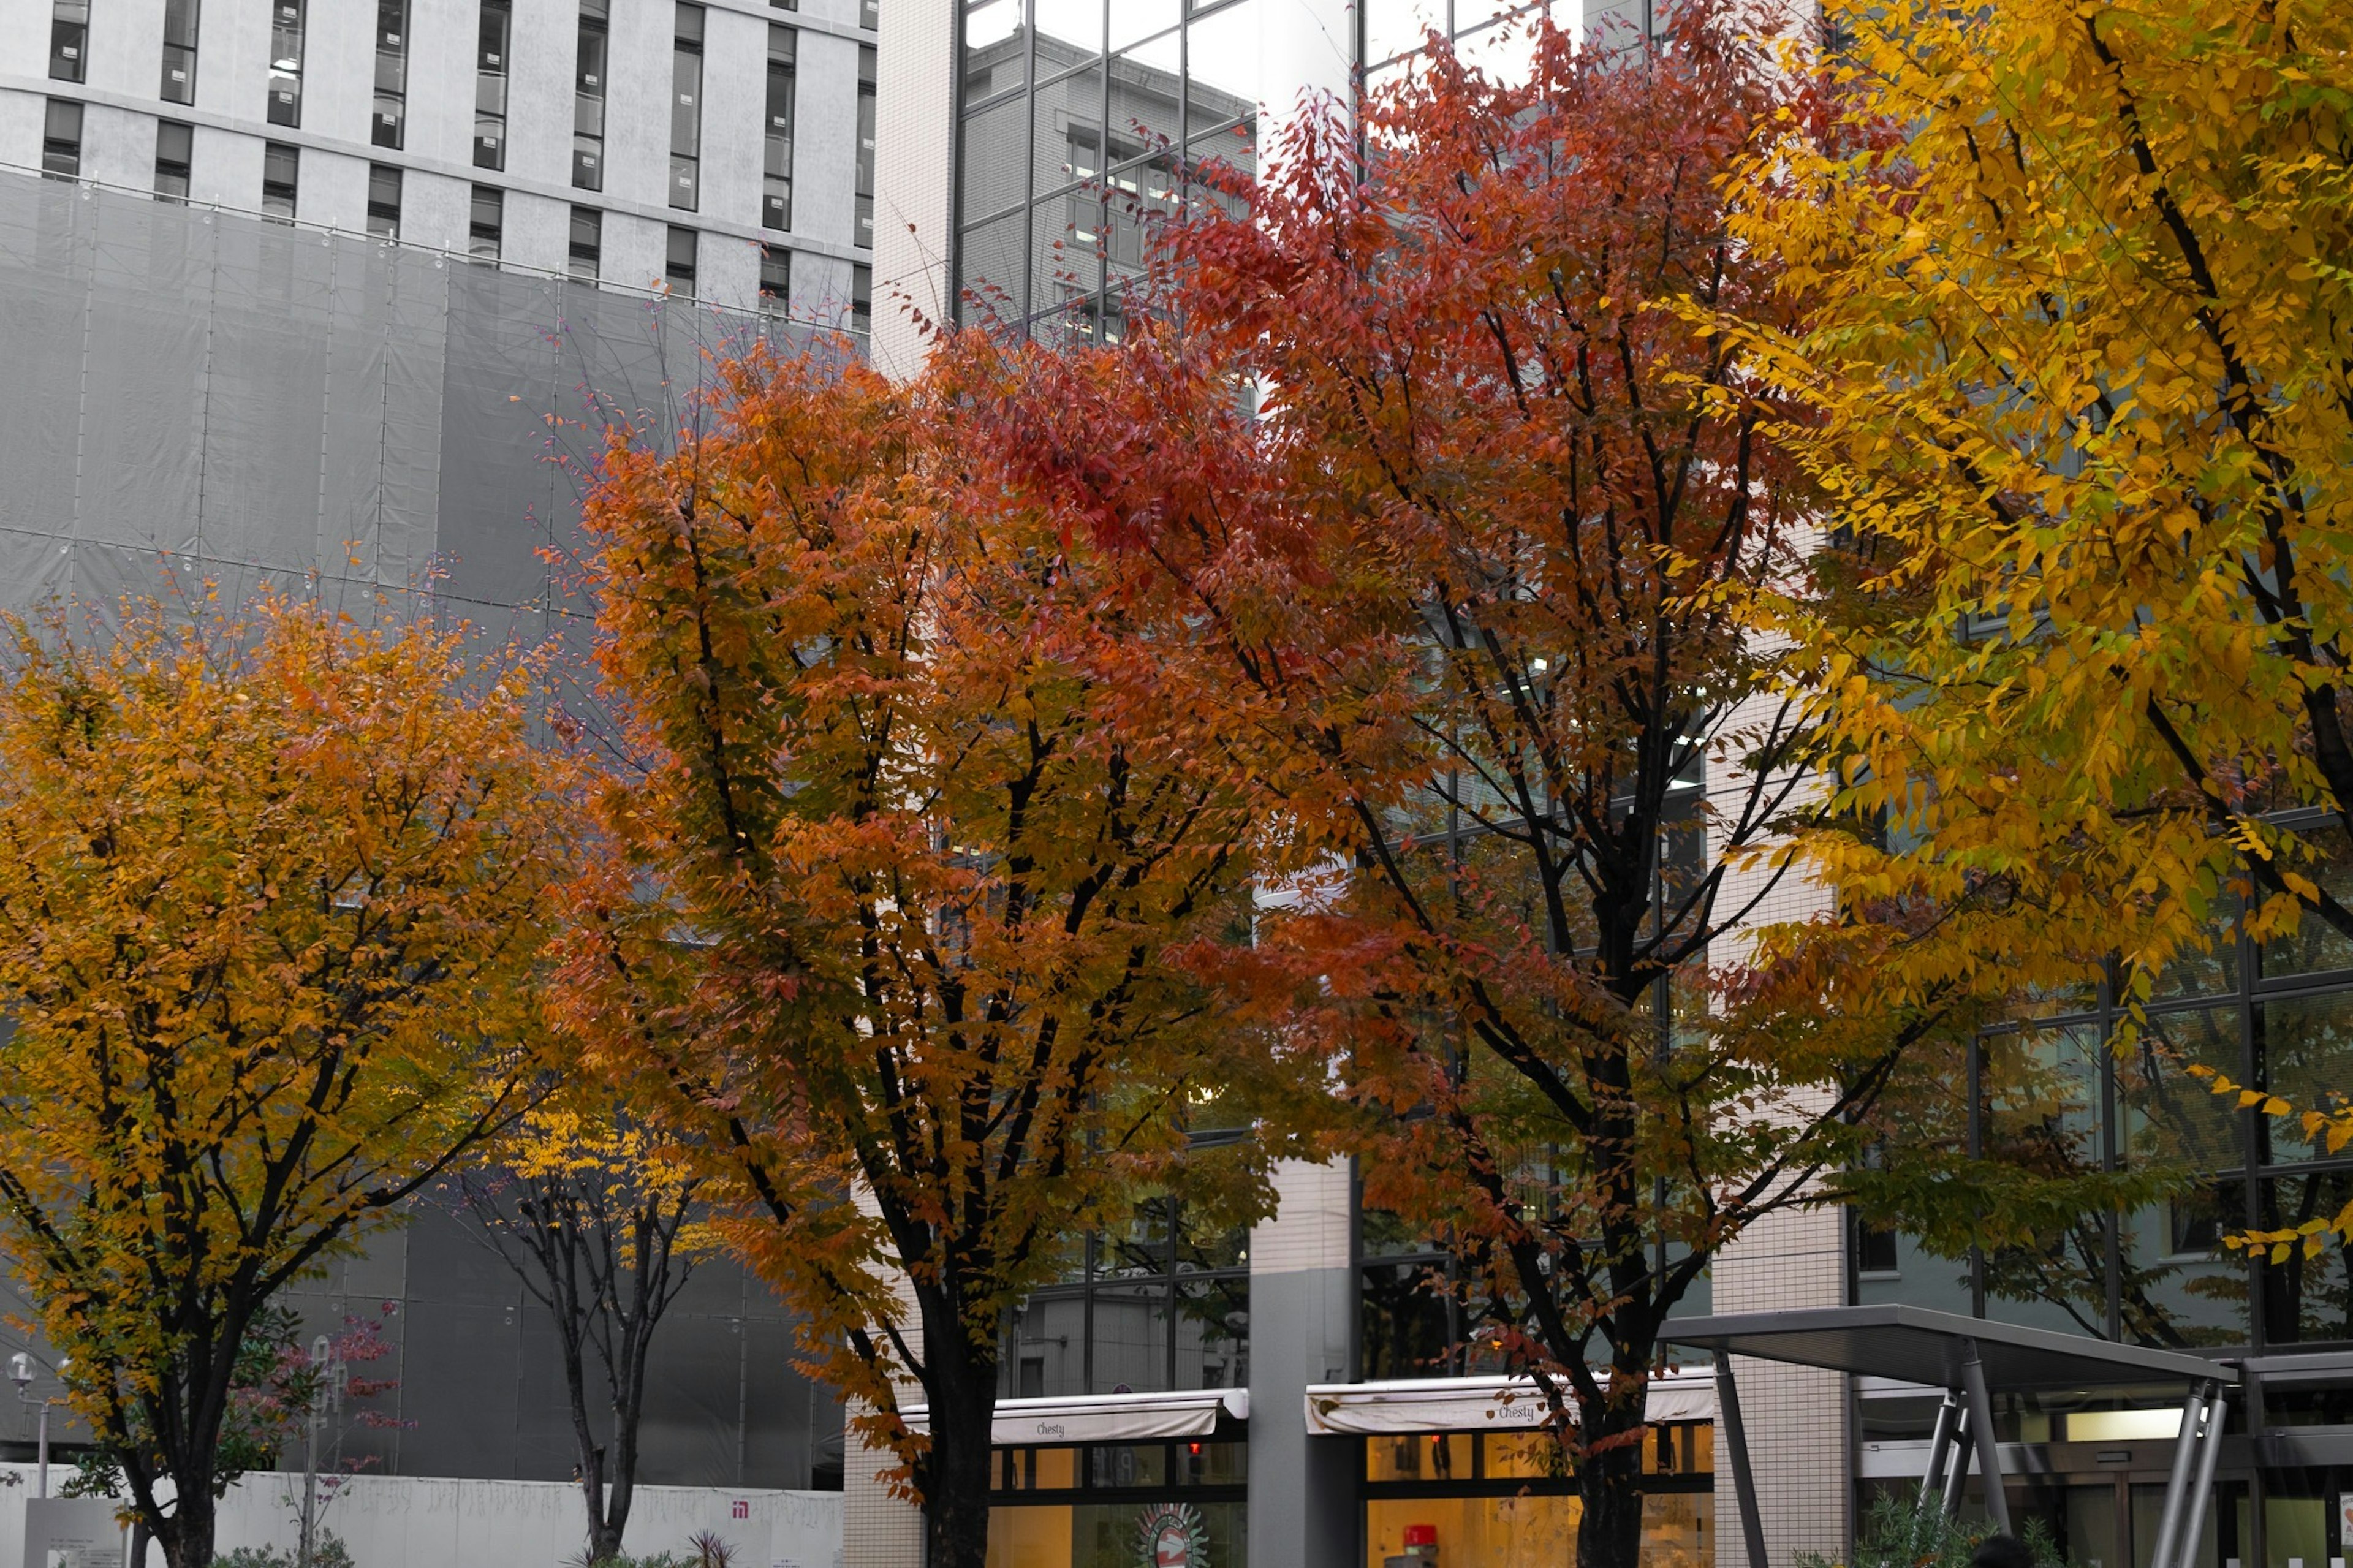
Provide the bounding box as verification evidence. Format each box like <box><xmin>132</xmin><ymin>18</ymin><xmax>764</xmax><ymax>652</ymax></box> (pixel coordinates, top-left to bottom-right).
<box><xmin>900</xmin><ymin>1388</ymin><xmax>1248</xmax><ymax>1445</ymax></box>
<box><xmin>1662</xmin><ymin>1304</ymin><xmax>2236</xmax><ymax>1393</ymax></box>
<box><xmin>1303</xmin><ymin>1371</ymin><xmax>1715</xmax><ymax>1436</ymax></box>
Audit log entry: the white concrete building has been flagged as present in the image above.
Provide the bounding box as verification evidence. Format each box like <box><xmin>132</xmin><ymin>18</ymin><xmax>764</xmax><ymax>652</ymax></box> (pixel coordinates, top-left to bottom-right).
<box><xmin>0</xmin><ymin>0</ymin><xmax>875</xmax><ymax>320</ymax></box>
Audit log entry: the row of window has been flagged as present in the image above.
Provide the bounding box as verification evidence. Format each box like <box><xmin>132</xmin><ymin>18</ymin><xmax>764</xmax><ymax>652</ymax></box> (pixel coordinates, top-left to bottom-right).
<box><xmin>48</xmin><ymin>0</ymin><xmax>858</xmax><ymax>246</ymax></box>
<box><xmin>37</xmin><ymin>99</ymin><xmax>872</xmax><ymax>329</ymax></box>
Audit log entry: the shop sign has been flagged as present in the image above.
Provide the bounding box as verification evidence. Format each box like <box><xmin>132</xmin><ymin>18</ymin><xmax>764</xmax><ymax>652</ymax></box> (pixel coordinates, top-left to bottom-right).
<box><xmin>1132</xmin><ymin>1501</ymin><xmax>1211</xmax><ymax>1568</ymax></box>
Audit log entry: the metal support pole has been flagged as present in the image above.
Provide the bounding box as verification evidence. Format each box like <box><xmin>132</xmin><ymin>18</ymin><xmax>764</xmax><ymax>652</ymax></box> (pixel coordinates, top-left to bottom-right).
<box><xmin>1960</xmin><ymin>1341</ymin><xmax>2010</xmax><ymax>1534</ymax></box>
<box><xmin>2171</xmin><ymin>1385</ymin><xmax>2228</xmax><ymax>1568</ymax></box>
<box><xmin>36</xmin><ymin>1398</ymin><xmax>48</xmax><ymax>1499</ymax></box>
<box><xmin>2147</xmin><ymin>1382</ymin><xmax>2211</xmax><ymax>1568</ymax></box>
<box><xmin>1713</xmin><ymin>1352</ymin><xmax>1770</xmax><ymax>1568</ymax></box>
<box><xmin>1941</xmin><ymin>1404</ymin><xmax>1972</xmax><ymax>1518</ymax></box>
<box><xmin>1918</xmin><ymin>1392</ymin><xmax>1961</xmax><ymax>1512</ymax></box>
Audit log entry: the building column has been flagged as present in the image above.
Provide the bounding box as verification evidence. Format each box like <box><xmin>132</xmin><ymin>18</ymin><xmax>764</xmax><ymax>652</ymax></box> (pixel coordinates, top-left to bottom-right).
<box><xmin>1711</xmin><ymin>1202</ymin><xmax>1851</xmax><ymax>1568</ymax></box>
<box><xmin>869</xmin><ymin>0</ymin><xmax>955</xmax><ymax>379</ymax></box>
<box><xmin>1246</xmin><ymin>1158</ymin><xmax>1358</xmax><ymax>1568</ymax></box>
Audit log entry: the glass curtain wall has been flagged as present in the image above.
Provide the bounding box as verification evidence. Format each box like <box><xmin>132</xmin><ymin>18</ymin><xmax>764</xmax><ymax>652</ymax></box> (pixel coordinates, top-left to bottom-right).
<box><xmin>1360</xmin><ymin>0</ymin><xmax>1572</xmax><ymax>89</ymax></box>
<box><xmin>954</xmin><ymin>0</ymin><xmax>1260</xmax><ymax>343</ymax></box>
<box><xmin>1858</xmin><ymin>811</ymin><xmax>2353</xmax><ymax>1352</ymax></box>
<box><xmin>999</xmin><ymin>1200</ymin><xmax>1249</xmax><ymax>1400</ymax></box>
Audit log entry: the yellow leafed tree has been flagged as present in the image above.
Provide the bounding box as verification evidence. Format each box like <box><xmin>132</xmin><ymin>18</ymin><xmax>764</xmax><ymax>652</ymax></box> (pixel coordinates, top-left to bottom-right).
<box><xmin>1721</xmin><ymin>0</ymin><xmax>2353</xmax><ymax>1294</ymax></box>
<box><xmin>0</xmin><ymin>595</ymin><xmax>577</xmax><ymax>1568</ymax></box>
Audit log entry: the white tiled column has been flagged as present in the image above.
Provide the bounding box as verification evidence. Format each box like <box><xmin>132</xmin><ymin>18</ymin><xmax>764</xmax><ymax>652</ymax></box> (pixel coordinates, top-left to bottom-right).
<box><xmin>1708</xmin><ymin>683</ymin><xmax>1851</xmax><ymax>1567</ymax></box>
<box><xmin>868</xmin><ymin>0</ymin><xmax>953</xmax><ymax>379</ymax></box>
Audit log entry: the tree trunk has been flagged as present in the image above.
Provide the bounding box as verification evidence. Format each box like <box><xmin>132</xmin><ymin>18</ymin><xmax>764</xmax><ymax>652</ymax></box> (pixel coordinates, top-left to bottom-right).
<box><xmin>1575</xmin><ymin>1384</ymin><xmax>1650</xmax><ymax>1568</ymax></box>
<box><xmin>155</xmin><ymin>1488</ymin><xmax>217</xmax><ymax>1568</ymax></box>
<box><xmin>915</xmin><ymin>1307</ymin><xmax>999</xmax><ymax>1568</ymax></box>
<box><xmin>923</xmin><ymin>1393</ymin><xmax>997</xmax><ymax>1568</ymax></box>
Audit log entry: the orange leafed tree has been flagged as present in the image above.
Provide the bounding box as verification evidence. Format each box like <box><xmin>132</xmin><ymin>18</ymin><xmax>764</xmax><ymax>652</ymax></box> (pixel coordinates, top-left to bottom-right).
<box><xmin>558</xmin><ymin>350</ymin><xmax>1283</xmax><ymax>1568</ymax></box>
<box><xmin>0</xmin><ymin>595</ymin><xmax>575</xmax><ymax>1568</ymax></box>
<box><xmin>954</xmin><ymin>9</ymin><xmax>1949</xmax><ymax>1564</ymax></box>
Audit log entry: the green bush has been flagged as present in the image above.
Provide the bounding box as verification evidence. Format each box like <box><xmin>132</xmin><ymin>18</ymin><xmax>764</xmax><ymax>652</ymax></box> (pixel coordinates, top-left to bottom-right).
<box><xmin>210</xmin><ymin>1534</ymin><xmax>355</xmax><ymax>1568</ymax></box>
<box><xmin>1797</xmin><ymin>1497</ymin><xmax>2066</xmax><ymax>1568</ymax></box>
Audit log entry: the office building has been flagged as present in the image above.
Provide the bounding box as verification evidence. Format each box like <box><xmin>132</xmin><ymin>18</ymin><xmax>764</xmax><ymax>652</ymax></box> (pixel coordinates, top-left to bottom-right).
<box><xmin>0</xmin><ymin>0</ymin><xmax>873</xmax><ymax>320</ymax></box>
<box><xmin>0</xmin><ymin>0</ymin><xmax>874</xmax><ymax>1499</ymax></box>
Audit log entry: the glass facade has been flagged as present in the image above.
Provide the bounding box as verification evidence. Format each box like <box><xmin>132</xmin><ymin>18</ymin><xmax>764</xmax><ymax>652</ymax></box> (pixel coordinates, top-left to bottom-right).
<box><xmin>953</xmin><ymin>0</ymin><xmax>1259</xmax><ymax>342</ymax></box>
<box><xmin>1000</xmin><ymin>1200</ymin><xmax>1248</xmax><ymax>1399</ymax></box>
<box><xmin>1859</xmin><ymin>842</ymin><xmax>2353</xmax><ymax>1352</ymax></box>
<box><xmin>1363</xmin><ymin>1426</ymin><xmax>1711</xmax><ymax>1568</ymax></box>
<box><xmin>987</xmin><ymin>1442</ymin><xmax>1246</xmax><ymax>1568</ymax></box>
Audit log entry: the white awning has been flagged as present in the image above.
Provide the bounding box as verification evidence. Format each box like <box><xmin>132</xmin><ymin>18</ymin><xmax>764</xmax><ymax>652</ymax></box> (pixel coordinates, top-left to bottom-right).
<box><xmin>900</xmin><ymin>1388</ymin><xmax>1250</xmax><ymax>1445</ymax></box>
<box><xmin>1303</xmin><ymin>1373</ymin><xmax>1716</xmax><ymax>1436</ymax></box>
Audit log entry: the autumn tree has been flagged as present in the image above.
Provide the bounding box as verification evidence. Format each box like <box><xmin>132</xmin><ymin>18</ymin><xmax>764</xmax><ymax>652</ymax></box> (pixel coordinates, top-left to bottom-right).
<box><xmin>452</xmin><ymin>1102</ymin><xmax>715</xmax><ymax>1564</ymax></box>
<box><xmin>0</xmin><ymin>594</ymin><xmax>575</xmax><ymax>1568</ymax></box>
<box><xmin>953</xmin><ymin>9</ymin><xmax>1949</xmax><ymax>1565</ymax></box>
<box><xmin>1716</xmin><ymin>1</ymin><xmax>2353</xmax><ymax>1309</ymax></box>
<box><xmin>557</xmin><ymin>348</ymin><xmax>1281</xmax><ymax>1568</ymax></box>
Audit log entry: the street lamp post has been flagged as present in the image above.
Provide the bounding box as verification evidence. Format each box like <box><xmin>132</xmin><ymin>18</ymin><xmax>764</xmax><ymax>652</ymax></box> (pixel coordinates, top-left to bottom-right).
<box><xmin>297</xmin><ymin>1335</ymin><xmax>344</xmax><ymax>1568</ymax></box>
<box><xmin>9</xmin><ymin>1350</ymin><xmax>70</xmax><ymax>1498</ymax></box>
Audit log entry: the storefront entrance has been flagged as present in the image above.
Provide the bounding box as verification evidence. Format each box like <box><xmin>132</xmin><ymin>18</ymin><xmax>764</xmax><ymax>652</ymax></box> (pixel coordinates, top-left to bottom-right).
<box><xmin>1358</xmin><ymin>1422</ymin><xmax>1716</xmax><ymax>1568</ymax></box>
<box><xmin>985</xmin><ymin>1441</ymin><xmax>1246</xmax><ymax>1568</ymax></box>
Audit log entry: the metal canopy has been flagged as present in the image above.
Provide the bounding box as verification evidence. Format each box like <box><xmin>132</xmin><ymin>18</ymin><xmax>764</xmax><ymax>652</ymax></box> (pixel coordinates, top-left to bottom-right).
<box><xmin>1661</xmin><ymin>1303</ymin><xmax>2237</xmax><ymax>1392</ymax></box>
<box><xmin>1662</xmin><ymin>1306</ymin><xmax>2231</xmax><ymax>1568</ymax></box>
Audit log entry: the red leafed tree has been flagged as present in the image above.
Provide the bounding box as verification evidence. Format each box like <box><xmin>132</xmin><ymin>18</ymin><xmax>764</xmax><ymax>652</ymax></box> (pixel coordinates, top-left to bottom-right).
<box><xmin>954</xmin><ymin>8</ymin><xmax>1945</xmax><ymax>1564</ymax></box>
<box><xmin>555</xmin><ymin>350</ymin><xmax>1283</xmax><ymax>1568</ymax></box>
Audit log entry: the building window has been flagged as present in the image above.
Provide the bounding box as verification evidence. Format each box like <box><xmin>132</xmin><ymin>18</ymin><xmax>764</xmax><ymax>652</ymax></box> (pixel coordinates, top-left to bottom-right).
<box><xmin>770</xmin><ymin>0</ymin><xmax>794</xmax><ymax>10</ymax></box>
<box><xmin>267</xmin><ymin>0</ymin><xmax>304</xmax><ymax>126</ymax></box>
<box><xmin>759</xmin><ymin>244</ymin><xmax>789</xmax><ymax>316</ymax></box>
<box><xmin>763</xmin><ymin>26</ymin><xmax>795</xmax><ymax>232</ymax></box>
<box><xmin>996</xmin><ymin>1203</ymin><xmax>1248</xmax><ymax>1399</ymax></box>
<box><xmin>854</xmin><ymin>45</ymin><xmax>876</xmax><ymax>250</ymax></box>
<box><xmin>154</xmin><ymin>120</ymin><xmax>194</xmax><ymax>203</ymax></box>
<box><xmin>573</xmin><ymin>0</ymin><xmax>608</xmax><ymax>191</ymax></box>
<box><xmin>860</xmin><ymin>0</ymin><xmax>877</xmax><ymax>30</ymax></box>
<box><xmin>669</xmin><ymin>4</ymin><xmax>703</xmax><ymax>211</ymax></box>
<box><xmin>468</xmin><ymin>185</ymin><xmax>502</xmax><ymax>263</ymax></box>
<box><xmin>50</xmin><ymin>1</ymin><xmax>89</xmax><ymax>83</ymax></box>
<box><xmin>664</xmin><ymin>225</ymin><xmax>697</xmax><ymax>298</ymax></box>
<box><xmin>373</xmin><ymin>0</ymin><xmax>407</xmax><ymax>149</ymax></box>
<box><xmin>474</xmin><ymin>0</ymin><xmax>510</xmax><ymax>170</ymax></box>
<box><xmin>366</xmin><ymin>164</ymin><xmax>400</xmax><ymax>239</ymax></box>
<box><xmin>260</xmin><ymin>141</ymin><xmax>298</xmax><ymax>223</ymax></box>
<box><xmin>41</xmin><ymin>100</ymin><xmax>83</xmax><ymax>181</ymax></box>
<box><xmin>569</xmin><ymin>207</ymin><xmax>601</xmax><ymax>281</ymax></box>
<box><xmin>851</xmin><ymin>262</ymin><xmax>871</xmax><ymax>335</ymax></box>
<box><xmin>161</xmin><ymin>0</ymin><xmax>199</xmax><ymax>104</ymax></box>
